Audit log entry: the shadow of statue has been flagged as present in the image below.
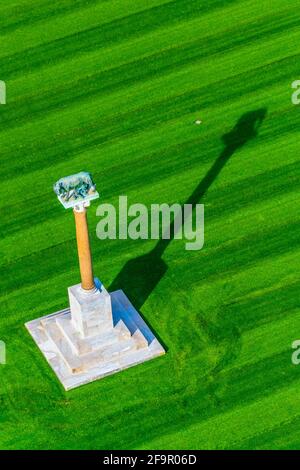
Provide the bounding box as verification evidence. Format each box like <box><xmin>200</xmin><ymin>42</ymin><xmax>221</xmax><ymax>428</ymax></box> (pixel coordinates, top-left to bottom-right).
<box><xmin>109</xmin><ymin>109</ymin><xmax>267</xmax><ymax>326</ymax></box>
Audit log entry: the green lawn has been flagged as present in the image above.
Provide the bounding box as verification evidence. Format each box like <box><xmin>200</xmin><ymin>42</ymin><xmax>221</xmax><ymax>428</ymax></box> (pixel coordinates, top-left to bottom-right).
<box><xmin>1</xmin><ymin>0</ymin><xmax>300</xmax><ymax>450</ymax></box>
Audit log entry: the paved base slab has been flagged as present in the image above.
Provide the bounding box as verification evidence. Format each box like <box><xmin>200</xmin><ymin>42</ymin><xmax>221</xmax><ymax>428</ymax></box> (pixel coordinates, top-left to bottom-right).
<box><xmin>25</xmin><ymin>289</ymin><xmax>165</xmax><ymax>390</ymax></box>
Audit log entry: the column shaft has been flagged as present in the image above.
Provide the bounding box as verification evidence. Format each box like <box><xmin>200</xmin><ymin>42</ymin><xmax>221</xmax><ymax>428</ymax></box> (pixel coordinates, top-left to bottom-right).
<box><xmin>73</xmin><ymin>208</ymin><xmax>95</xmax><ymax>291</ymax></box>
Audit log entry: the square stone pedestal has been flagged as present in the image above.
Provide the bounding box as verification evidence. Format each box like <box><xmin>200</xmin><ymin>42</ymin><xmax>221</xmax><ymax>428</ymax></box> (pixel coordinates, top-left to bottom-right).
<box><xmin>25</xmin><ymin>280</ymin><xmax>165</xmax><ymax>390</ymax></box>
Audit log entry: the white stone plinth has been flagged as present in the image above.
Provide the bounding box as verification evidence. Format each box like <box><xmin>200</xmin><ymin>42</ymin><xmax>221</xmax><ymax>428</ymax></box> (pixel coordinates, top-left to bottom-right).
<box><xmin>69</xmin><ymin>284</ymin><xmax>113</xmax><ymax>338</ymax></box>
<box><xmin>25</xmin><ymin>281</ymin><xmax>165</xmax><ymax>390</ymax></box>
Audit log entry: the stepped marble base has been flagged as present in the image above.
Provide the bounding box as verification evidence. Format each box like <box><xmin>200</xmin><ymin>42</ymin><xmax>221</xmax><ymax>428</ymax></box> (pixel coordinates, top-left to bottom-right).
<box><xmin>25</xmin><ymin>283</ymin><xmax>165</xmax><ymax>390</ymax></box>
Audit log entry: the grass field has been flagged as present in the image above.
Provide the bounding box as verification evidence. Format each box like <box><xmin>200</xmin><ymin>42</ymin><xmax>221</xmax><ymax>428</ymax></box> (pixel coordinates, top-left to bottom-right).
<box><xmin>1</xmin><ymin>0</ymin><xmax>300</xmax><ymax>450</ymax></box>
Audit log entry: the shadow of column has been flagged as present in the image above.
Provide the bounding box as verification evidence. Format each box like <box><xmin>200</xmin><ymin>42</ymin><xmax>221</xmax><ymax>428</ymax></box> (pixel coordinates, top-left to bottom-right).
<box><xmin>109</xmin><ymin>109</ymin><xmax>267</xmax><ymax>317</ymax></box>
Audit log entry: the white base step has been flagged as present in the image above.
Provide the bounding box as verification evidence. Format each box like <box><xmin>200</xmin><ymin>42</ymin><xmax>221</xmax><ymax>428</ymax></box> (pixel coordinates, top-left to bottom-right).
<box><xmin>25</xmin><ymin>289</ymin><xmax>165</xmax><ymax>390</ymax></box>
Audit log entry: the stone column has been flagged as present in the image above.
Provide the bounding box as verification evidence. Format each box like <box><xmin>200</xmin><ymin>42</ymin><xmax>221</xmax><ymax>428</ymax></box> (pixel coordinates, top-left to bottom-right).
<box><xmin>73</xmin><ymin>206</ymin><xmax>95</xmax><ymax>291</ymax></box>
